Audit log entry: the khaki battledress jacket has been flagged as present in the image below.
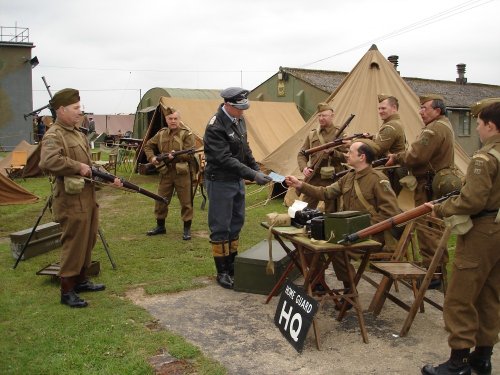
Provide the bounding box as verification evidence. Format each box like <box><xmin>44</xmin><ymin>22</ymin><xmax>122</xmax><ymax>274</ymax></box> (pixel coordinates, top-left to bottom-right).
<box><xmin>434</xmin><ymin>134</ymin><xmax>500</xmax><ymax>349</ymax></box>
<box><xmin>144</xmin><ymin>126</ymin><xmax>195</xmax><ymax>221</ymax></box>
<box><xmin>299</xmin><ymin>166</ymin><xmax>401</xmax><ymax>281</ymax></box>
<box><xmin>374</xmin><ymin>113</ymin><xmax>406</xmax><ymax>156</ymax></box>
<box><xmin>297</xmin><ymin>124</ymin><xmax>346</xmax><ymax>212</ymax></box>
<box><xmin>395</xmin><ymin>115</ymin><xmax>455</xmax><ymax>265</ymax></box>
<box><xmin>39</xmin><ymin>121</ymin><xmax>97</xmax><ymax>277</ymax></box>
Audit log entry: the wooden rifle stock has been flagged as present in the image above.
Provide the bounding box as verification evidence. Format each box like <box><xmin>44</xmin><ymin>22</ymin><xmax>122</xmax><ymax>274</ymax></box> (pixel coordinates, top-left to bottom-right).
<box><xmin>337</xmin><ymin>190</ymin><xmax>460</xmax><ymax>245</ymax></box>
<box><xmin>91</xmin><ymin>167</ymin><xmax>168</xmax><ymax>203</ymax></box>
<box><xmin>332</xmin><ymin>157</ymin><xmax>389</xmax><ymax>180</ymax></box>
<box><xmin>301</xmin><ymin>132</ymin><xmax>372</xmax><ymax>157</ymax></box>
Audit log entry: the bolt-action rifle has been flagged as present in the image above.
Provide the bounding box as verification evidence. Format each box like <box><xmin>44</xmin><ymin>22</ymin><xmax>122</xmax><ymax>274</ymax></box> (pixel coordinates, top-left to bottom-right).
<box><xmin>302</xmin><ymin>114</ymin><xmax>355</xmax><ymax>183</ymax></box>
<box><xmin>332</xmin><ymin>157</ymin><xmax>390</xmax><ymax>180</ymax></box>
<box><xmin>337</xmin><ymin>190</ymin><xmax>460</xmax><ymax>245</ymax></box>
<box><xmin>91</xmin><ymin>167</ymin><xmax>168</xmax><ymax>204</ymax></box>
<box><xmin>143</xmin><ymin>148</ymin><xmax>203</xmax><ymax>172</ymax></box>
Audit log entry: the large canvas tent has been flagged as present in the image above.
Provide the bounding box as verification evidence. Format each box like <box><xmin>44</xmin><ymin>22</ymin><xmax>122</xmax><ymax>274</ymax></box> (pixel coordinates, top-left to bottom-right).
<box><xmin>0</xmin><ymin>173</ymin><xmax>38</xmax><ymax>205</ymax></box>
<box><xmin>261</xmin><ymin>45</ymin><xmax>471</xmax><ymax>177</ymax></box>
<box><xmin>136</xmin><ymin>97</ymin><xmax>305</xmax><ymax>165</ymax></box>
<box><xmin>0</xmin><ymin>140</ymin><xmax>42</xmax><ymax>178</ymax></box>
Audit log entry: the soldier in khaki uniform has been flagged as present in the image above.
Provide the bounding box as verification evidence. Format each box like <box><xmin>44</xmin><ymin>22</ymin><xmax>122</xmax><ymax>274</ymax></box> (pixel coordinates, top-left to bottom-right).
<box><xmin>388</xmin><ymin>94</ymin><xmax>456</xmax><ymax>279</ymax></box>
<box><xmin>375</xmin><ymin>94</ymin><xmax>407</xmax><ymax>195</ymax></box>
<box><xmin>297</xmin><ymin>102</ymin><xmax>347</xmax><ymax>212</ymax></box>
<box><xmin>421</xmin><ymin>100</ymin><xmax>500</xmax><ymax>375</ymax></box>
<box><xmin>287</xmin><ymin>139</ymin><xmax>401</xmax><ymax>291</ymax></box>
<box><xmin>39</xmin><ymin>88</ymin><xmax>121</xmax><ymax>308</ymax></box>
<box><xmin>144</xmin><ymin>106</ymin><xmax>196</xmax><ymax>240</ymax></box>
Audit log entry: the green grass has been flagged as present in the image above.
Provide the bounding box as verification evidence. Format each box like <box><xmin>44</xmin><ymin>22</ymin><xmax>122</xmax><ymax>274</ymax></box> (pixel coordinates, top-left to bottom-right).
<box><xmin>0</xmin><ymin>167</ymin><xmax>284</xmax><ymax>374</ymax></box>
<box><xmin>0</xmin><ymin>168</ymin><xmax>456</xmax><ymax>374</ymax></box>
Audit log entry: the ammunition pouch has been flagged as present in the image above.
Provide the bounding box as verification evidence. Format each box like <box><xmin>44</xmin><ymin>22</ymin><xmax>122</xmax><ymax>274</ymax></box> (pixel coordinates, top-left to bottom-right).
<box><xmin>399</xmin><ymin>175</ymin><xmax>417</xmax><ymax>191</ymax></box>
<box><xmin>320</xmin><ymin>166</ymin><xmax>335</xmax><ymax>180</ymax></box>
<box><xmin>432</xmin><ymin>168</ymin><xmax>463</xmax><ymax>199</ymax></box>
<box><xmin>444</xmin><ymin>215</ymin><xmax>473</xmax><ymax>235</ymax></box>
<box><xmin>64</xmin><ymin>176</ymin><xmax>85</xmax><ymax>195</ymax></box>
<box><xmin>175</xmin><ymin>161</ymin><xmax>189</xmax><ymax>175</ymax></box>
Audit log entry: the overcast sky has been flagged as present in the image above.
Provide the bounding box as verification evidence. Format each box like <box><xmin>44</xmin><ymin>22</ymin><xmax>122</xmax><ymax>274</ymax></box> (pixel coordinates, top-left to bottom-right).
<box><xmin>2</xmin><ymin>0</ymin><xmax>499</xmax><ymax>115</ymax></box>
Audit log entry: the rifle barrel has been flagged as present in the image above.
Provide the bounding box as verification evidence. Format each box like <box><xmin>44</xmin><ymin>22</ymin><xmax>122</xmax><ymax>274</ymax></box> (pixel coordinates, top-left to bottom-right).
<box><xmin>337</xmin><ymin>190</ymin><xmax>460</xmax><ymax>245</ymax></box>
<box><xmin>91</xmin><ymin>167</ymin><xmax>168</xmax><ymax>203</ymax></box>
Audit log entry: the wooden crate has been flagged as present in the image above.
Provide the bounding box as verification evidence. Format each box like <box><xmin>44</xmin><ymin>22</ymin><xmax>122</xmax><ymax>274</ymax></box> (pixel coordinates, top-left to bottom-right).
<box><xmin>10</xmin><ymin>222</ymin><xmax>62</xmax><ymax>260</ymax></box>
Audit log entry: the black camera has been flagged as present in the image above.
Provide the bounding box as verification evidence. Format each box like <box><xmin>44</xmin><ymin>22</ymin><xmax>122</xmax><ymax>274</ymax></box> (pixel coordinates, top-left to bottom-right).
<box><xmin>292</xmin><ymin>208</ymin><xmax>323</xmax><ymax>227</ymax></box>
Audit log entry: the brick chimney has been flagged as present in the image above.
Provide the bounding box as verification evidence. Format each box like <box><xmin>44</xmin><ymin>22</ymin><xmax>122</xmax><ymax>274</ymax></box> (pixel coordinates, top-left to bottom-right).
<box><xmin>387</xmin><ymin>55</ymin><xmax>400</xmax><ymax>74</ymax></box>
<box><xmin>456</xmin><ymin>63</ymin><xmax>467</xmax><ymax>84</ymax></box>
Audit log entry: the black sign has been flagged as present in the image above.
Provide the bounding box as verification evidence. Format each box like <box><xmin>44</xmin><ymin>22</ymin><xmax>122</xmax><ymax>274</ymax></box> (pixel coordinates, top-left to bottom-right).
<box><xmin>274</xmin><ymin>280</ymin><xmax>319</xmax><ymax>352</ymax></box>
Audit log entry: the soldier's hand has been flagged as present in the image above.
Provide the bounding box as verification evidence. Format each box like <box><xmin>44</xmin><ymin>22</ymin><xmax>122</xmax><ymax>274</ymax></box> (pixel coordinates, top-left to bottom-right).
<box><xmin>302</xmin><ymin>167</ymin><xmax>313</xmax><ymax>177</ymax></box>
<box><xmin>386</xmin><ymin>154</ymin><xmax>396</xmax><ymax>166</ymax></box>
<box><xmin>151</xmin><ymin>156</ymin><xmax>160</xmax><ymax>165</ymax></box>
<box><xmin>167</xmin><ymin>150</ymin><xmax>175</xmax><ymax>160</ymax></box>
<box><xmin>285</xmin><ymin>176</ymin><xmax>302</xmax><ymax>189</ymax></box>
<box><xmin>254</xmin><ymin>172</ymin><xmax>272</xmax><ymax>185</ymax></box>
<box><xmin>79</xmin><ymin>163</ymin><xmax>91</xmax><ymax>177</ymax></box>
<box><xmin>113</xmin><ymin>177</ymin><xmax>123</xmax><ymax>187</ymax></box>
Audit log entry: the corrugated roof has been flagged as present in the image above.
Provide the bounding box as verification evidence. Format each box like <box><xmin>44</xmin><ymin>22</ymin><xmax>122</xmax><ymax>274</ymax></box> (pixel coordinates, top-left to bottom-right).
<box><xmin>280</xmin><ymin>66</ymin><xmax>500</xmax><ymax>109</ymax></box>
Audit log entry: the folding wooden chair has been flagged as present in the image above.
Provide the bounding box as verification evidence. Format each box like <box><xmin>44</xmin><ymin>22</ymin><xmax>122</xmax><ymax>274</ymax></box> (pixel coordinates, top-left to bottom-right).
<box><xmin>5</xmin><ymin>150</ymin><xmax>28</xmax><ymax>180</ymax></box>
<box><xmin>368</xmin><ymin>216</ymin><xmax>451</xmax><ymax>337</ymax></box>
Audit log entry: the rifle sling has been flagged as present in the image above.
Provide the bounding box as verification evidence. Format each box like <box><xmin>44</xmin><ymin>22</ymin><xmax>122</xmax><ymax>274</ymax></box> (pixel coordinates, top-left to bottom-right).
<box><xmin>353</xmin><ymin>179</ymin><xmax>376</xmax><ymax>216</ymax></box>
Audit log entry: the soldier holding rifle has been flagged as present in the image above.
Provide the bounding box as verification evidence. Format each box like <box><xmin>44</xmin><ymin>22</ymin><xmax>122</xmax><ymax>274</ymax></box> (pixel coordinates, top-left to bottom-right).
<box><xmin>421</xmin><ymin>99</ymin><xmax>500</xmax><ymax>375</ymax></box>
<box><xmin>374</xmin><ymin>94</ymin><xmax>407</xmax><ymax>195</ymax></box>
<box><xmin>144</xmin><ymin>106</ymin><xmax>196</xmax><ymax>240</ymax></box>
<box><xmin>39</xmin><ymin>88</ymin><xmax>122</xmax><ymax>308</ymax></box>
<box><xmin>297</xmin><ymin>102</ymin><xmax>349</xmax><ymax>212</ymax></box>
<box><xmin>287</xmin><ymin>139</ymin><xmax>401</xmax><ymax>296</ymax></box>
<box><xmin>386</xmin><ymin>94</ymin><xmax>457</xmax><ymax>288</ymax></box>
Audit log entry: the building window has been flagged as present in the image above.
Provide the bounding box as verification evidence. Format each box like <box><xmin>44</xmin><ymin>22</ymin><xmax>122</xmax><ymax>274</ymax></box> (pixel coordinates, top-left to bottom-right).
<box><xmin>458</xmin><ymin>111</ymin><xmax>471</xmax><ymax>136</ymax></box>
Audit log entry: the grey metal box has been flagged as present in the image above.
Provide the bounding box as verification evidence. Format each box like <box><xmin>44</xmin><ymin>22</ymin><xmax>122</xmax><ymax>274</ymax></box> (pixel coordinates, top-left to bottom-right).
<box><xmin>234</xmin><ymin>239</ymin><xmax>300</xmax><ymax>295</ymax></box>
<box><xmin>324</xmin><ymin>211</ymin><xmax>371</xmax><ymax>244</ymax></box>
<box><xmin>10</xmin><ymin>221</ymin><xmax>62</xmax><ymax>260</ymax></box>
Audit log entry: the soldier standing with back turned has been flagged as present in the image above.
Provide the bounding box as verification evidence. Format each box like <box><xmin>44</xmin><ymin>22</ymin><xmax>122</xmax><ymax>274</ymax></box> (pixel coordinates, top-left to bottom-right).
<box><xmin>421</xmin><ymin>99</ymin><xmax>500</xmax><ymax>375</ymax></box>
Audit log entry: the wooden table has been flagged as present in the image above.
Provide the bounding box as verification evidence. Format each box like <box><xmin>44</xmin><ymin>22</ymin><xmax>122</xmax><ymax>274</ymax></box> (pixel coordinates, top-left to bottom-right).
<box><xmin>262</xmin><ymin>222</ymin><xmax>381</xmax><ymax>347</ymax></box>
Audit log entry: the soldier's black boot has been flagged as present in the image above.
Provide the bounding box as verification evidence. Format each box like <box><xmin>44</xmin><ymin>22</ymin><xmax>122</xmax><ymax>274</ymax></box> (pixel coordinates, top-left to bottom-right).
<box><xmin>60</xmin><ymin>277</ymin><xmax>88</xmax><ymax>308</ymax></box>
<box><xmin>147</xmin><ymin>219</ymin><xmax>166</xmax><ymax>236</ymax></box>
<box><xmin>182</xmin><ymin>220</ymin><xmax>192</xmax><ymax>241</ymax></box>
<box><xmin>469</xmin><ymin>346</ymin><xmax>492</xmax><ymax>375</ymax></box>
<box><xmin>214</xmin><ymin>257</ymin><xmax>233</xmax><ymax>289</ymax></box>
<box><xmin>74</xmin><ymin>267</ymin><xmax>105</xmax><ymax>293</ymax></box>
<box><xmin>421</xmin><ymin>349</ymin><xmax>471</xmax><ymax>375</ymax></box>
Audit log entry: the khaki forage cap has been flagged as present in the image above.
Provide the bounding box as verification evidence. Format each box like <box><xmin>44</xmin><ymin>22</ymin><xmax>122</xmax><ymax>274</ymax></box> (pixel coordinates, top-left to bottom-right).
<box><xmin>50</xmin><ymin>88</ymin><xmax>80</xmax><ymax>109</ymax></box>
<box><xmin>419</xmin><ymin>94</ymin><xmax>444</xmax><ymax>105</ymax></box>
<box><xmin>470</xmin><ymin>97</ymin><xmax>500</xmax><ymax>117</ymax></box>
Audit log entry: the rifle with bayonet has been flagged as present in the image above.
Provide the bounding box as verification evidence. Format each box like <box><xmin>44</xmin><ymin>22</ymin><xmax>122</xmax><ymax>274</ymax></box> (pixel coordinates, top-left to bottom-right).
<box><xmin>337</xmin><ymin>190</ymin><xmax>460</xmax><ymax>245</ymax></box>
<box><xmin>332</xmin><ymin>156</ymin><xmax>389</xmax><ymax>181</ymax></box>
<box><xmin>91</xmin><ymin>167</ymin><xmax>168</xmax><ymax>203</ymax></box>
<box><xmin>303</xmin><ymin>114</ymin><xmax>355</xmax><ymax>183</ymax></box>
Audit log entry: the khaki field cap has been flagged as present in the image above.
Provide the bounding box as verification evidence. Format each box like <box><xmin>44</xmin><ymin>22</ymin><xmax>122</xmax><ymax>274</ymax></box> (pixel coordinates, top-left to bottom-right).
<box><xmin>161</xmin><ymin>105</ymin><xmax>177</xmax><ymax>117</ymax></box>
<box><xmin>419</xmin><ymin>94</ymin><xmax>444</xmax><ymax>105</ymax></box>
<box><xmin>470</xmin><ymin>97</ymin><xmax>500</xmax><ymax>117</ymax></box>
<box><xmin>50</xmin><ymin>88</ymin><xmax>80</xmax><ymax>109</ymax></box>
<box><xmin>377</xmin><ymin>94</ymin><xmax>391</xmax><ymax>103</ymax></box>
<box><xmin>317</xmin><ymin>102</ymin><xmax>334</xmax><ymax>112</ymax></box>
<box><xmin>221</xmin><ymin>87</ymin><xmax>250</xmax><ymax>110</ymax></box>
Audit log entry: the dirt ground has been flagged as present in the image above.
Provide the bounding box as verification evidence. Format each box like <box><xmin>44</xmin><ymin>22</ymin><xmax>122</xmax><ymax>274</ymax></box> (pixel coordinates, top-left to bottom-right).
<box><xmin>128</xmin><ymin>270</ymin><xmax>499</xmax><ymax>375</ymax></box>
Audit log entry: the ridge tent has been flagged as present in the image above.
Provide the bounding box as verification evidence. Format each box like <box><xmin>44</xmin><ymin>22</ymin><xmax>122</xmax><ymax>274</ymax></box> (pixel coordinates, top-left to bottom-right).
<box><xmin>0</xmin><ymin>173</ymin><xmax>39</xmax><ymax>205</ymax></box>
<box><xmin>260</xmin><ymin>45</ymin><xmax>471</xmax><ymax>177</ymax></box>
<box><xmin>0</xmin><ymin>140</ymin><xmax>42</xmax><ymax>178</ymax></box>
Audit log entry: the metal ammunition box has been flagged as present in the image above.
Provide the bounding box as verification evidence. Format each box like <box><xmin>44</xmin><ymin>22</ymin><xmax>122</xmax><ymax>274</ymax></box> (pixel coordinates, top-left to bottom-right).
<box><xmin>234</xmin><ymin>239</ymin><xmax>300</xmax><ymax>295</ymax></box>
<box><xmin>10</xmin><ymin>222</ymin><xmax>62</xmax><ymax>260</ymax></box>
<box><xmin>324</xmin><ymin>211</ymin><xmax>371</xmax><ymax>244</ymax></box>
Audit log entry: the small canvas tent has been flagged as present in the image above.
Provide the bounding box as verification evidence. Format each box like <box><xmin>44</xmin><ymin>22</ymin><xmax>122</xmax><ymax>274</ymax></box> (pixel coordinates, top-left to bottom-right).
<box><xmin>0</xmin><ymin>173</ymin><xmax>39</xmax><ymax>205</ymax></box>
<box><xmin>0</xmin><ymin>140</ymin><xmax>42</xmax><ymax>178</ymax></box>
<box><xmin>261</xmin><ymin>45</ymin><xmax>471</xmax><ymax>177</ymax></box>
<box><xmin>135</xmin><ymin>97</ymin><xmax>305</xmax><ymax>165</ymax></box>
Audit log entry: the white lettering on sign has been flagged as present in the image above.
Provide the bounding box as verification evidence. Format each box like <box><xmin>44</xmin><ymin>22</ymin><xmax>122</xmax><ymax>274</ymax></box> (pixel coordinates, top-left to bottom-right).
<box><xmin>284</xmin><ymin>285</ymin><xmax>296</xmax><ymax>299</ymax></box>
<box><xmin>295</xmin><ymin>294</ymin><xmax>313</xmax><ymax>314</ymax></box>
<box><xmin>278</xmin><ymin>300</ymin><xmax>302</xmax><ymax>342</ymax></box>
